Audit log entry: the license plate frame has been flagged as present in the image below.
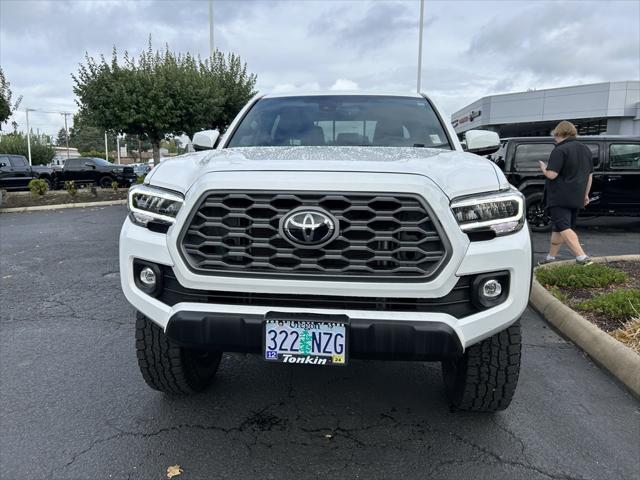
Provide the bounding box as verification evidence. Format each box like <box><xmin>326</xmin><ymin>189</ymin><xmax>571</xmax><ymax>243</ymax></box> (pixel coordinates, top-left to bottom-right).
<box><xmin>263</xmin><ymin>313</ymin><xmax>349</xmax><ymax>366</ymax></box>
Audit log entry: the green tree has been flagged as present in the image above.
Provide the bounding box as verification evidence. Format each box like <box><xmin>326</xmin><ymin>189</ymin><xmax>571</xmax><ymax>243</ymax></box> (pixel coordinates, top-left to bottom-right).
<box><xmin>0</xmin><ymin>67</ymin><xmax>22</xmax><ymax>130</ymax></box>
<box><xmin>73</xmin><ymin>41</ymin><xmax>256</xmax><ymax>163</ymax></box>
<box><xmin>56</xmin><ymin>127</ymin><xmax>68</xmax><ymax>146</ymax></box>
<box><xmin>0</xmin><ymin>132</ymin><xmax>55</xmax><ymax>165</ymax></box>
<box><xmin>68</xmin><ymin>113</ymin><xmax>116</xmax><ymax>154</ymax></box>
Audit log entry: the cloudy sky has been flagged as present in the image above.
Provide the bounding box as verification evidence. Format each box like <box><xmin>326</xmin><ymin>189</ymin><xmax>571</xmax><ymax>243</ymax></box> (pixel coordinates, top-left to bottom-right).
<box><xmin>1</xmin><ymin>0</ymin><xmax>638</xmax><ymax>136</ymax></box>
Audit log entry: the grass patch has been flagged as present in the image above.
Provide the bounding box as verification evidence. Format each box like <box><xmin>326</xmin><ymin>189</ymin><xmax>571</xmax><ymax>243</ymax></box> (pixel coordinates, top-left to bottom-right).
<box><xmin>536</xmin><ymin>263</ymin><xmax>627</xmax><ymax>288</ymax></box>
<box><xmin>576</xmin><ymin>289</ymin><xmax>640</xmax><ymax>322</ymax></box>
<box><xmin>548</xmin><ymin>286</ymin><xmax>569</xmax><ymax>302</ymax></box>
<box><xmin>610</xmin><ymin>318</ymin><xmax>640</xmax><ymax>354</ymax></box>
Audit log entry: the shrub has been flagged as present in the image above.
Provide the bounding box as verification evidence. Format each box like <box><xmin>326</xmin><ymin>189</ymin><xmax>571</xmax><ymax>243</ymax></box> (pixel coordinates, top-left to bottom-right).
<box><xmin>536</xmin><ymin>263</ymin><xmax>627</xmax><ymax>288</ymax></box>
<box><xmin>64</xmin><ymin>180</ymin><xmax>77</xmax><ymax>197</ymax></box>
<box><xmin>576</xmin><ymin>289</ymin><xmax>640</xmax><ymax>322</ymax></box>
<box><xmin>111</xmin><ymin>180</ymin><xmax>119</xmax><ymax>191</ymax></box>
<box><xmin>28</xmin><ymin>178</ymin><xmax>48</xmax><ymax>196</ymax></box>
<box><xmin>136</xmin><ymin>175</ymin><xmax>145</xmax><ymax>184</ymax></box>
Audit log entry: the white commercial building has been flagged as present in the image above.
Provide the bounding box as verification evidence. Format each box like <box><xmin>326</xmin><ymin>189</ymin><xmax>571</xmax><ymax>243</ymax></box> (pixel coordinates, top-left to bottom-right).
<box><xmin>451</xmin><ymin>81</ymin><xmax>640</xmax><ymax>138</ymax></box>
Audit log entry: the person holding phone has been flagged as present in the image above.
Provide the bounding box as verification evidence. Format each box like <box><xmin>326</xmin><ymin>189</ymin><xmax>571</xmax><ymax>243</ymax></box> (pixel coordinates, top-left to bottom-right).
<box><xmin>538</xmin><ymin>121</ymin><xmax>594</xmax><ymax>265</ymax></box>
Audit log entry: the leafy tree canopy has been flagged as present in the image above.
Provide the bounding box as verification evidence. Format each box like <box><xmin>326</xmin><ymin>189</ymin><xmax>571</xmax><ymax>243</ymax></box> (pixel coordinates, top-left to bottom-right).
<box><xmin>0</xmin><ymin>132</ymin><xmax>54</xmax><ymax>165</ymax></box>
<box><xmin>68</xmin><ymin>112</ymin><xmax>116</xmax><ymax>154</ymax></box>
<box><xmin>0</xmin><ymin>67</ymin><xmax>22</xmax><ymax>129</ymax></box>
<box><xmin>56</xmin><ymin>128</ymin><xmax>68</xmax><ymax>146</ymax></box>
<box><xmin>72</xmin><ymin>40</ymin><xmax>257</xmax><ymax>163</ymax></box>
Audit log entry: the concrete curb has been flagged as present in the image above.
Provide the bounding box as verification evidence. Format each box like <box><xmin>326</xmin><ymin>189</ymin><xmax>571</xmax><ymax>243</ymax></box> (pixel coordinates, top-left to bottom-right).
<box><xmin>531</xmin><ymin>255</ymin><xmax>640</xmax><ymax>398</ymax></box>
<box><xmin>0</xmin><ymin>199</ymin><xmax>126</xmax><ymax>213</ymax></box>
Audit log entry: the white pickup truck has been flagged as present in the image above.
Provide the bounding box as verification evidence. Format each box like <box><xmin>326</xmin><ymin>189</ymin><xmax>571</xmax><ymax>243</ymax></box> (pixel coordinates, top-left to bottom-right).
<box><xmin>120</xmin><ymin>92</ymin><xmax>531</xmax><ymax>412</ymax></box>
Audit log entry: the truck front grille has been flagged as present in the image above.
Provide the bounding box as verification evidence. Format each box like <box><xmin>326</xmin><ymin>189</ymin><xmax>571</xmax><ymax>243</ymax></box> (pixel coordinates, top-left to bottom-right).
<box><xmin>179</xmin><ymin>191</ymin><xmax>449</xmax><ymax>280</ymax></box>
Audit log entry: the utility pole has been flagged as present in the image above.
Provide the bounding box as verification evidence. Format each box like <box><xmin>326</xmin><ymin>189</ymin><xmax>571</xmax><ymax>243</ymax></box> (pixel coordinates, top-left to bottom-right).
<box><xmin>25</xmin><ymin>108</ymin><xmax>32</xmax><ymax>165</ymax></box>
<box><xmin>417</xmin><ymin>0</ymin><xmax>424</xmax><ymax>94</ymax></box>
<box><xmin>209</xmin><ymin>0</ymin><xmax>214</xmax><ymax>58</ymax></box>
<box><xmin>116</xmin><ymin>135</ymin><xmax>121</xmax><ymax>164</ymax></box>
<box><xmin>104</xmin><ymin>131</ymin><xmax>109</xmax><ymax>162</ymax></box>
<box><xmin>62</xmin><ymin>112</ymin><xmax>71</xmax><ymax>160</ymax></box>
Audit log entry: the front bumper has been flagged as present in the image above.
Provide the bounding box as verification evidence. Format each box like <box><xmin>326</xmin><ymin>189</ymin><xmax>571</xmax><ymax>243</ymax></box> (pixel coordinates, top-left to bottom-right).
<box><xmin>120</xmin><ymin>171</ymin><xmax>532</xmax><ymax>354</ymax></box>
<box><xmin>117</xmin><ymin>174</ymin><xmax>137</xmax><ymax>186</ymax></box>
<box><xmin>164</xmin><ymin>311</ymin><xmax>462</xmax><ymax>360</ymax></box>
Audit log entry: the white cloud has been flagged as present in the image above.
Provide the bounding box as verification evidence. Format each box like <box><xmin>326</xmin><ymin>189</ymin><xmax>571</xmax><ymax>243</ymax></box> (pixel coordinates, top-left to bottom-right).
<box><xmin>329</xmin><ymin>79</ymin><xmax>360</xmax><ymax>91</ymax></box>
<box><xmin>1</xmin><ymin>0</ymin><xmax>638</xmax><ymax>135</ymax></box>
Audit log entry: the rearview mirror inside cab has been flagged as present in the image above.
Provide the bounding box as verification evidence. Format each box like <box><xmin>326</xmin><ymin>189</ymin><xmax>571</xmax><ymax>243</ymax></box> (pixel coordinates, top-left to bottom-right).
<box><xmin>192</xmin><ymin>130</ymin><xmax>220</xmax><ymax>151</ymax></box>
<box><xmin>464</xmin><ymin>130</ymin><xmax>500</xmax><ymax>155</ymax></box>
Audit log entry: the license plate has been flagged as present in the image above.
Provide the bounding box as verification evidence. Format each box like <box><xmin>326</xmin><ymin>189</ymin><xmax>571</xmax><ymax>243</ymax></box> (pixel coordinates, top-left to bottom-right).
<box><xmin>264</xmin><ymin>319</ymin><xmax>347</xmax><ymax>366</ymax></box>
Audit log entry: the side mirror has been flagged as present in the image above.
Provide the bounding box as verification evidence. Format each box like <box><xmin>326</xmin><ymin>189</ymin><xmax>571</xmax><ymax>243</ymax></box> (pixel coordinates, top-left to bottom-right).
<box><xmin>192</xmin><ymin>130</ymin><xmax>220</xmax><ymax>151</ymax></box>
<box><xmin>0</xmin><ymin>162</ymin><xmax>6</xmax><ymax>168</ymax></box>
<box><xmin>464</xmin><ymin>130</ymin><xmax>500</xmax><ymax>155</ymax></box>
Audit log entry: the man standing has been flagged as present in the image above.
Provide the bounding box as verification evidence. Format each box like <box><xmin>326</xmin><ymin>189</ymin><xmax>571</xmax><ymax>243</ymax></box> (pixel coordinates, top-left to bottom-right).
<box><xmin>538</xmin><ymin>121</ymin><xmax>593</xmax><ymax>265</ymax></box>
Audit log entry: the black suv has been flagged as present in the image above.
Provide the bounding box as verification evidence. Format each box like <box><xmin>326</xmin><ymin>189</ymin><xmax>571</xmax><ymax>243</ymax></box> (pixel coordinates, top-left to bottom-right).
<box><xmin>489</xmin><ymin>136</ymin><xmax>640</xmax><ymax>231</ymax></box>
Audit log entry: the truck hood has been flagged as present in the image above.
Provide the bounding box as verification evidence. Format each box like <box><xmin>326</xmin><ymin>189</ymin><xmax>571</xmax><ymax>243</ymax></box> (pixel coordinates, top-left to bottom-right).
<box><xmin>147</xmin><ymin>146</ymin><xmax>507</xmax><ymax>199</ymax></box>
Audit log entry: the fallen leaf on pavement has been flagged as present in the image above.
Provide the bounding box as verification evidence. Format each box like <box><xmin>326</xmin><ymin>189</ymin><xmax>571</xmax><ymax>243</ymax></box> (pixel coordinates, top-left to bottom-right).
<box><xmin>166</xmin><ymin>465</ymin><xmax>183</xmax><ymax>479</ymax></box>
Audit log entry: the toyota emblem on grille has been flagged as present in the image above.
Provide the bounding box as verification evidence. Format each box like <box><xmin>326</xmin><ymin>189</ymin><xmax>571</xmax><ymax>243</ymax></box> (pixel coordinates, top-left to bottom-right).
<box><xmin>280</xmin><ymin>208</ymin><xmax>339</xmax><ymax>247</ymax></box>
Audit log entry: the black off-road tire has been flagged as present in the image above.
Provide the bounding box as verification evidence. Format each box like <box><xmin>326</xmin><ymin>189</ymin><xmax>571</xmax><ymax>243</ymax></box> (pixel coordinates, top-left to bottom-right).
<box><xmin>99</xmin><ymin>176</ymin><xmax>114</xmax><ymax>189</ymax></box>
<box><xmin>442</xmin><ymin>321</ymin><xmax>521</xmax><ymax>412</ymax></box>
<box><xmin>525</xmin><ymin>192</ymin><xmax>551</xmax><ymax>232</ymax></box>
<box><xmin>135</xmin><ymin>312</ymin><xmax>222</xmax><ymax>395</ymax></box>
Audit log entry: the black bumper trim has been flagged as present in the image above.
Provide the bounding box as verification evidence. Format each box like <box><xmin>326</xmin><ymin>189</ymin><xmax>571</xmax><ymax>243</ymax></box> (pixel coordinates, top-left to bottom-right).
<box><xmin>164</xmin><ymin>311</ymin><xmax>463</xmax><ymax>361</ymax></box>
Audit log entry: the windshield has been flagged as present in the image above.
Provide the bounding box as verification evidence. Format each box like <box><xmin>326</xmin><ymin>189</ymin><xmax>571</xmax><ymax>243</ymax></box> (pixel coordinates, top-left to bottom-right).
<box><xmin>227</xmin><ymin>95</ymin><xmax>451</xmax><ymax>149</ymax></box>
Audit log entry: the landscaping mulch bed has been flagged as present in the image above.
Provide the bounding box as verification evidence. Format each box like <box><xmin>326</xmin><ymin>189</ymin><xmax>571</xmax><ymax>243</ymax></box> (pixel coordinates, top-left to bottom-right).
<box><xmin>0</xmin><ymin>188</ymin><xmax>128</xmax><ymax>209</ymax></box>
<box><xmin>557</xmin><ymin>261</ymin><xmax>640</xmax><ymax>332</ymax></box>
<box><xmin>537</xmin><ymin>260</ymin><xmax>640</xmax><ymax>353</ymax></box>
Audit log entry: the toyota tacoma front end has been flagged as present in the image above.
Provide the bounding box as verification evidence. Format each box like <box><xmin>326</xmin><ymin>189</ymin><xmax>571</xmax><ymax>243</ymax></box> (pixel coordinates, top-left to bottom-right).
<box><xmin>120</xmin><ymin>93</ymin><xmax>531</xmax><ymax>411</ymax></box>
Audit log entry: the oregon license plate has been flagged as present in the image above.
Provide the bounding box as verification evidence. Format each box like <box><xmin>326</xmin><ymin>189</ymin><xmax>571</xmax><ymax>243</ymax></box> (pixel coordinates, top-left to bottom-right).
<box><xmin>264</xmin><ymin>319</ymin><xmax>348</xmax><ymax>366</ymax></box>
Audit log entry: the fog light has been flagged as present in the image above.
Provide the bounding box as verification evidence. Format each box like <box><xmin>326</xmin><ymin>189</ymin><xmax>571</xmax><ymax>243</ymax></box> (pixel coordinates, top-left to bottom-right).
<box><xmin>139</xmin><ymin>267</ymin><xmax>156</xmax><ymax>287</ymax></box>
<box><xmin>481</xmin><ymin>279</ymin><xmax>502</xmax><ymax>298</ymax></box>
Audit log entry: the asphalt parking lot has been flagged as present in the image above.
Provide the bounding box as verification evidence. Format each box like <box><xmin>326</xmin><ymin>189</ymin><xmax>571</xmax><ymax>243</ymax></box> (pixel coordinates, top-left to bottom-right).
<box><xmin>1</xmin><ymin>206</ymin><xmax>639</xmax><ymax>480</ymax></box>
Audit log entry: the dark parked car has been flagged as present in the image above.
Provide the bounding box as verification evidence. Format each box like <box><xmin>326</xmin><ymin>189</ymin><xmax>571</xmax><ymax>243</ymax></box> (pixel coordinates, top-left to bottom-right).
<box><xmin>52</xmin><ymin>157</ymin><xmax>137</xmax><ymax>189</ymax></box>
<box><xmin>489</xmin><ymin>136</ymin><xmax>640</xmax><ymax>231</ymax></box>
<box><xmin>0</xmin><ymin>154</ymin><xmax>55</xmax><ymax>190</ymax></box>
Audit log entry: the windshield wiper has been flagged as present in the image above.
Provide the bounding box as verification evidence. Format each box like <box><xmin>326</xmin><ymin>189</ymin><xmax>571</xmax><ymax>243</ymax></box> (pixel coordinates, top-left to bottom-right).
<box><xmin>413</xmin><ymin>143</ymin><xmax>449</xmax><ymax>149</ymax></box>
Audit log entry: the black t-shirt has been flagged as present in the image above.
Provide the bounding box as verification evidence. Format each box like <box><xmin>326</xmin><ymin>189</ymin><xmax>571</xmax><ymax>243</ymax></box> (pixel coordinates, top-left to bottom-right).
<box><xmin>545</xmin><ymin>138</ymin><xmax>593</xmax><ymax>208</ymax></box>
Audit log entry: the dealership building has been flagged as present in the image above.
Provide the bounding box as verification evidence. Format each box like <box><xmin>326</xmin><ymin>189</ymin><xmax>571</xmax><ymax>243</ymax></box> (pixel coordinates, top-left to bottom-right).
<box><xmin>451</xmin><ymin>81</ymin><xmax>639</xmax><ymax>138</ymax></box>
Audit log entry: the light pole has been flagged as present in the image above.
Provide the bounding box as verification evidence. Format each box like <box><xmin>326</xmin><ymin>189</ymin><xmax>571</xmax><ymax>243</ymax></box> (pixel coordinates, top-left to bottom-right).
<box><xmin>104</xmin><ymin>131</ymin><xmax>109</xmax><ymax>162</ymax></box>
<box><xmin>25</xmin><ymin>107</ymin><xmax>32</xmax><ymax>165</ymax></box>
<box><xmin>417</xmin><ymin>0</ymin><xmax>424</xmax><ymax>94</ymax></box>
<box><xmin>62</xmin><ymin>112</ymin><xmax>71</xmax><ymax>160</ymax></box>
<box><xmin>209</xmin><ymin>0</ymin><xmax>214</xmax><ymax>58</ymax></box>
